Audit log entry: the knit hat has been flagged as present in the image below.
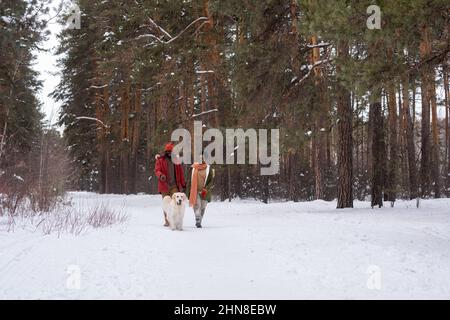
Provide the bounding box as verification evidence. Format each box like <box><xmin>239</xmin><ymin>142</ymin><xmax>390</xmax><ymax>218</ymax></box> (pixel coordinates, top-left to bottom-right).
<box><xmin>164</xmin><ymin>142</ymin><xmax>174</xmax><ymax>152</ymax></box>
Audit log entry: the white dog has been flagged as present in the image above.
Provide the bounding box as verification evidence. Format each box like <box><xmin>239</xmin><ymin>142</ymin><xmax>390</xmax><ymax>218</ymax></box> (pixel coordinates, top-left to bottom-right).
<box><xmin>162</xmin><ymin>193</ymin><xmax>186</xmax><ymax>231</ymax></box>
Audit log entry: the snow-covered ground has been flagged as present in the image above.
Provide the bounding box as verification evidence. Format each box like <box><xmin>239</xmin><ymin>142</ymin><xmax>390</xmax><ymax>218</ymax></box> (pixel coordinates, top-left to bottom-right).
<box><xmin>1</xmin><ymin>192</ymin><xmax>449</xmax><ymax>299</ymax></box>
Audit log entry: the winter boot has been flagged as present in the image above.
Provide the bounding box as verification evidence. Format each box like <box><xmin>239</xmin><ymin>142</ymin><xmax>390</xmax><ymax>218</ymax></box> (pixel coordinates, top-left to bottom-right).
<box><xmin>195</xmin><ymin>216</ymin><xmax>202</xmax><ymax>228</ymax></box>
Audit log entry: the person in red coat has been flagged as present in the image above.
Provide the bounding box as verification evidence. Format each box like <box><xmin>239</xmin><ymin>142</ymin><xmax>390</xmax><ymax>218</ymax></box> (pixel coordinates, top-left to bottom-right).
<box><xmin>154</xmin><ymin>142</ymin><xmax>186</xmax><ymax>226</ymax></box>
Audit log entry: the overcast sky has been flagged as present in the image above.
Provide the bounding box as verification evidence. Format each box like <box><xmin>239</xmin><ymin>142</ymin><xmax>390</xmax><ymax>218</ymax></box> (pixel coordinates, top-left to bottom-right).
<box><xmin>34</xmin><ymin>0</ymin><xmax>63</xmax><ymax>128</ymax></box>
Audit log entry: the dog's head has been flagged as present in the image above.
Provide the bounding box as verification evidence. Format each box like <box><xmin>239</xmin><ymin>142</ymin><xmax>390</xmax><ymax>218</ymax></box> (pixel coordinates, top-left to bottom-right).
<box><xmin>172</xmin><ymin>192</ymin><xmax>186</xmax><ymax>206</ymax></box>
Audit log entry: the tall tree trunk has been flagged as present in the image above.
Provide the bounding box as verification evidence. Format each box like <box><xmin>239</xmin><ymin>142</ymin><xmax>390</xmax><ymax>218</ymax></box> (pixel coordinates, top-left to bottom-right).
<box><xmin>419</xmin><ymin>25</ymin><xmax>432</xmax><ymax>197</ymax></box>
<box><xmin>261</xmin><ymin>175</ymin><xmax>269</xmax><ymax>204</ymax></box>
<box><xmin>289</xmin><ymin>152</ymin><xmax>299</xmax><ymax>202</ymax></box>
<box><xmin>336</xmin><ymin>41</ymin><xmax>353</xmax><ymax>209</ymax></box>
<box><xmin>130</xmin><ymin>86</ymin><xmax>142</xmax><ymax>194</ymax></box>
<box><xmin>310</xmin><ymin>35</ymin><xmax>326</xmax><ymax>200</ymax></box>
<box><xmin>312</xmin><ymin>131</ymin><xmax>324</xmax><ymax>200</ymax></box>
<box><xmin>0</xmin><ymin>108</ymin><xmax>9</xmax><ymax>167</ymax></box>
<box><xmin>370</xmin><ymin>90</ymin><xmax>384</xmax><ymax>208</ymax></box>
<box><xmin>103</xmin><ymin>87</ymin><xmax>111</xmax><ymax>194</ymax></box>
<box><xmin>146</xmin><ymin>101</ymin><xmax>156</xmax><ymax>194</ymax></box>
<box><xmin>398</xmin><ymin>83</ymin><xmax>409</xmax><ymax>194</ymax></box>
<box><xmin>444</xmin><ymin>65</ymin><xmax>450</xmax><ymax>196</ymax></box>
<box><xmin>95</xmin><ymin>85</ymin><xmax>110</xmax><ymax>194</ymax></box>
<box><xmin>412</xmin><ymin>80</ymin><xmax>416</xmax><ymax>133</ymax></box>
<box><xmin>402</xmin><ymin>75</ymin><xmax>418</xmax><ymax>199</ymax></box>
<box><xmin>227</xmin><ymin>166</ymin><xmax>232</xmax><ymax>202</ymax></box>
<box><xmin>386</xmin><ymin>67</ymin><xmax>398</xmax><ymax>203</ymax></box>
<box><xmin>201</xmin><ymin>0</ymin><xmax>221</xmax><ymax>127</ymax></box>
<box><xmin>430</xmin><ymin>74</ymin><xmax>441</xmax><ymax>198</ymax></box>
<box><xmin>367</xmin><ymin>98</ymin><xmax>374</xmax><ymax>188</ymax></box>
<box><xmin>120</xmin><ymin>81</ymin><xmax>131</xmax><ymax>194</ymax></box>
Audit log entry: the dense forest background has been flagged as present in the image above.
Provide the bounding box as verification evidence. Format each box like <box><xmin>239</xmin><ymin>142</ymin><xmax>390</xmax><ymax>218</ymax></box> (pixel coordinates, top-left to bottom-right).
<box><xmin>1</xmin><ymin>0</ymin><xmax>449</xmax><ymax>210</ymax></box>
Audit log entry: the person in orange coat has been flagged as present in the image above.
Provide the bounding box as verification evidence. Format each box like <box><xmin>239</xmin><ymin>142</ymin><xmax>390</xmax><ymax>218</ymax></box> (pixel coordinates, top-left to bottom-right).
<box><xmin>186</xmin><ymin>155</ymin><xmax>215</xmax><ymax>228</ymax></box>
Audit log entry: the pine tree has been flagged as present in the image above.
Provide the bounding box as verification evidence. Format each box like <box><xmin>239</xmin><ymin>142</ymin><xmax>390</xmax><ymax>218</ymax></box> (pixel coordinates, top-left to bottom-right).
<box><xmin>51</xmin><ymin>0</ymin><xmax>449</xmax><ymax>204</ymax></box>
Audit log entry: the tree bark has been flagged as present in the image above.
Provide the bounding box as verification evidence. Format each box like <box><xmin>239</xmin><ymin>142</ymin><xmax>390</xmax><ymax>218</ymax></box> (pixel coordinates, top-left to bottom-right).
<box><xmin>336</xmin><ymin>41</ymin><xmax>353</xmax><ymax>209</ymax></box>
<box><xmin>402</xmin><ymin>76</ymin><xmax>418</xmax><ymax>199</ymax></box>
<box><xmin>386</xmin><ymin>72</ymin><xmax>398</xmax><ymax>202</ymax></box>
<box><xmin>419</xmin><ymin>25</ymin><xmax>432</xmax><ymax>197</ymax></box>
<box><xmin>95</xmin><ymin>85</ymin><xmax>110</xmax><ymax>194</ymax></box>
<box><xmin>444</xmin><ymin>65</ymin><xmax>450</xmax><ymax>196</ymax></box>
<box><xmin>370</xmin><ymin>90</ymin><xmax>384</xmax><ymax>208</ymax></box>
<box><xmin>130</xmin><ymin>85</ymin><xmax>142</xmax><ymax>194</ymax></box>
<box><xmin>120</xmin><ymin>81</ymin><xmax>131</xmax><ymax>194</ymax></box>
<box><xmin>310</xmin><ymin>35</ymin><xmax>326</xmax><ymax>200</ymax></box>
<box><xmin>430</xmin><ymin>74</ymin><xmax>441</xmax><ymax>198</ymax></box>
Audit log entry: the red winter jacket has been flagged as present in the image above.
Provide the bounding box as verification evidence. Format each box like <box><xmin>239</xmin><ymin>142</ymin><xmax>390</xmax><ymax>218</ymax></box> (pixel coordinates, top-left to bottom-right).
<box><xmin>154</xmin><ymin>154</ymin><xmax>186</xmax><ymax>193</ymax></box>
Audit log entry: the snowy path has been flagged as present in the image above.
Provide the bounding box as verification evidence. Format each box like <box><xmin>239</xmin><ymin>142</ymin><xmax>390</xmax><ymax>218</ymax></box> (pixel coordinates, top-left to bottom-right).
<box><xmin>1</xmin><ymin>192</ymin><xmax>449</xmax><ymax>299</ymax></box>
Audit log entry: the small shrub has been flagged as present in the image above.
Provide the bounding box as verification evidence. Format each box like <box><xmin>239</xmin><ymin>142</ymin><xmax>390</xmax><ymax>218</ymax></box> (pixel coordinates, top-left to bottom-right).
<box><xmin>86</xmin><ymin>203</ymin><xmax>128</xmax><ymax>228</ymax></box>
<box><xmin>4</xmin><ymin>200</ymin><xmax>128</xmax><ymax>237</ymax></box>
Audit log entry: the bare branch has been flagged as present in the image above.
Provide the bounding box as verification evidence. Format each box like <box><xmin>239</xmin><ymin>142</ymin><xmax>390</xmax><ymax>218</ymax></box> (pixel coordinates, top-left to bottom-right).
<box><xmin>190</xmin><ymin>108</ymin><xmax>218</xmax><ymax>119</ymax></box>
<box><xmin>89</xmin><ymin>84</ymin><xmax>108</xmax><ymax>89</ymax></box>
<box><xmin>136</xmin><ymin>17</ymin><xmax>209</xmax><ymax>45</ymax></box>
<box><xmin>196</xmin><ymin>70</ymin><xmax>215</xmax><ymax>74</ymax></box>
<box><xmin>306</xmin><ymin>42</ymin><xmax>331</xmax><ymax>49</ymax></box>
<box><xmin>75</xmin><ymin>116</ymin><xmax>108</xmax><ymax>128</ymax></box>
<box><xmin>147</xmin><ymin>17</ymin><xmax>173</xmax><ymax>39</ymax></box>
<box><xmin>290</xmin><ymin>59</ymin><xmax>331</xmax><ymax>89</ymax></box>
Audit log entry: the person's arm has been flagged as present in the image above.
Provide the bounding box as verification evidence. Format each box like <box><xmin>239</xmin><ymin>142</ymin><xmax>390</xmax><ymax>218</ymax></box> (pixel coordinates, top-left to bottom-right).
<box><xmin>185</xmin><ymin>167</ymin><xmax>192</xmax><ymax>197</ymax></box>
<box><xmin>201</xmin><ymin>167</ymin><xmax>214</xmax><ymax>200</ymax></box>
<box><xmin>204</xmin><ymin>167</ymin><xmax>215</xmax><ymax>190</ymax></box>
<box><xmin>154</xmin><ymin>156</ymin><xmax>166</xmax><ymax>181</ymax></box>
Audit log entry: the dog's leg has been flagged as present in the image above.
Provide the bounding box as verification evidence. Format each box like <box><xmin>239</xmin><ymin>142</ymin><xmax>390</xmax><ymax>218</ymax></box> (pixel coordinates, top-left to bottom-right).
<box><xmin>176</xmin><ymin>215</ymin><xmax>182</xmax><ymax>231</ymax></box>
<box><xmin>170</xmin><ymin>213</ymin><xmax>176</xmax><ymax>231</ymax></box>
<box><xmin>173</xmin><ymin>216</ymin><xmax>178</xmax><ymax>230</ymax></box>
<box><xmin>163</xmin><ymin>211</ymin><xmax>170</xmax><ymax>227</ymax></box>
<box><xmin>167</xmin><ymin>208</ymin><xmax>175</xmax><ymax>230</ymax></box>
<box><xmin>179</xmin><ymin>211</ymin><xmax>184</xmax><ymax>231</ymax></box>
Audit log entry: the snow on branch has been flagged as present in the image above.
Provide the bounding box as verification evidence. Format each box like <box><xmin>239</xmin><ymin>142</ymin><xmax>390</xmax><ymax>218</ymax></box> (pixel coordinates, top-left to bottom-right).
<box><xmin>75</xmin><ymin>116</ymin><xmax>108</xmax><ymax>128</ymax></box>
<box><xmin>136</xmin><ymin>33</ymin><xmax>163</xmax><ymax>42</ymax></box>
<box><xmin>89</xmin><ymin>85</ymin><xmax>108</xmax><ymax>89</ymax></box>
<box><xmin>190</xmin><ymin>109</ymin><xmax>218</xmax><ymax>119</ymax></box>
<box><xmin>281</xmin><ymin>57</ymin><xmax>333</xmax><ymax>103</ymax></box>
<box><xmin>147</xmin><ymin>17</ymin><xmax>173</xmax><ymax>39</ymax></box>
<box><xmin>290</xmin><ymin>59</ymin><xmax>332</xmax><ymax>88</ymax></box>
<box><xmin>307</xmin><ymin>42</ymin><xmax>330</xmax><ymax>49</ymax></box>
<box><xmin>136</xmin><ymin>17</ymin><xmax>209</xmax><ymax>45</ymax></box>
<box><xmin>196</xmin><ymin>70</ymin><xmax>215</xmax><ymax>74</ymax></box>
<box><xmin>139</xmin><ymin>82</ymin><xmax>161</xmax><ymax>92</ymax></box>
